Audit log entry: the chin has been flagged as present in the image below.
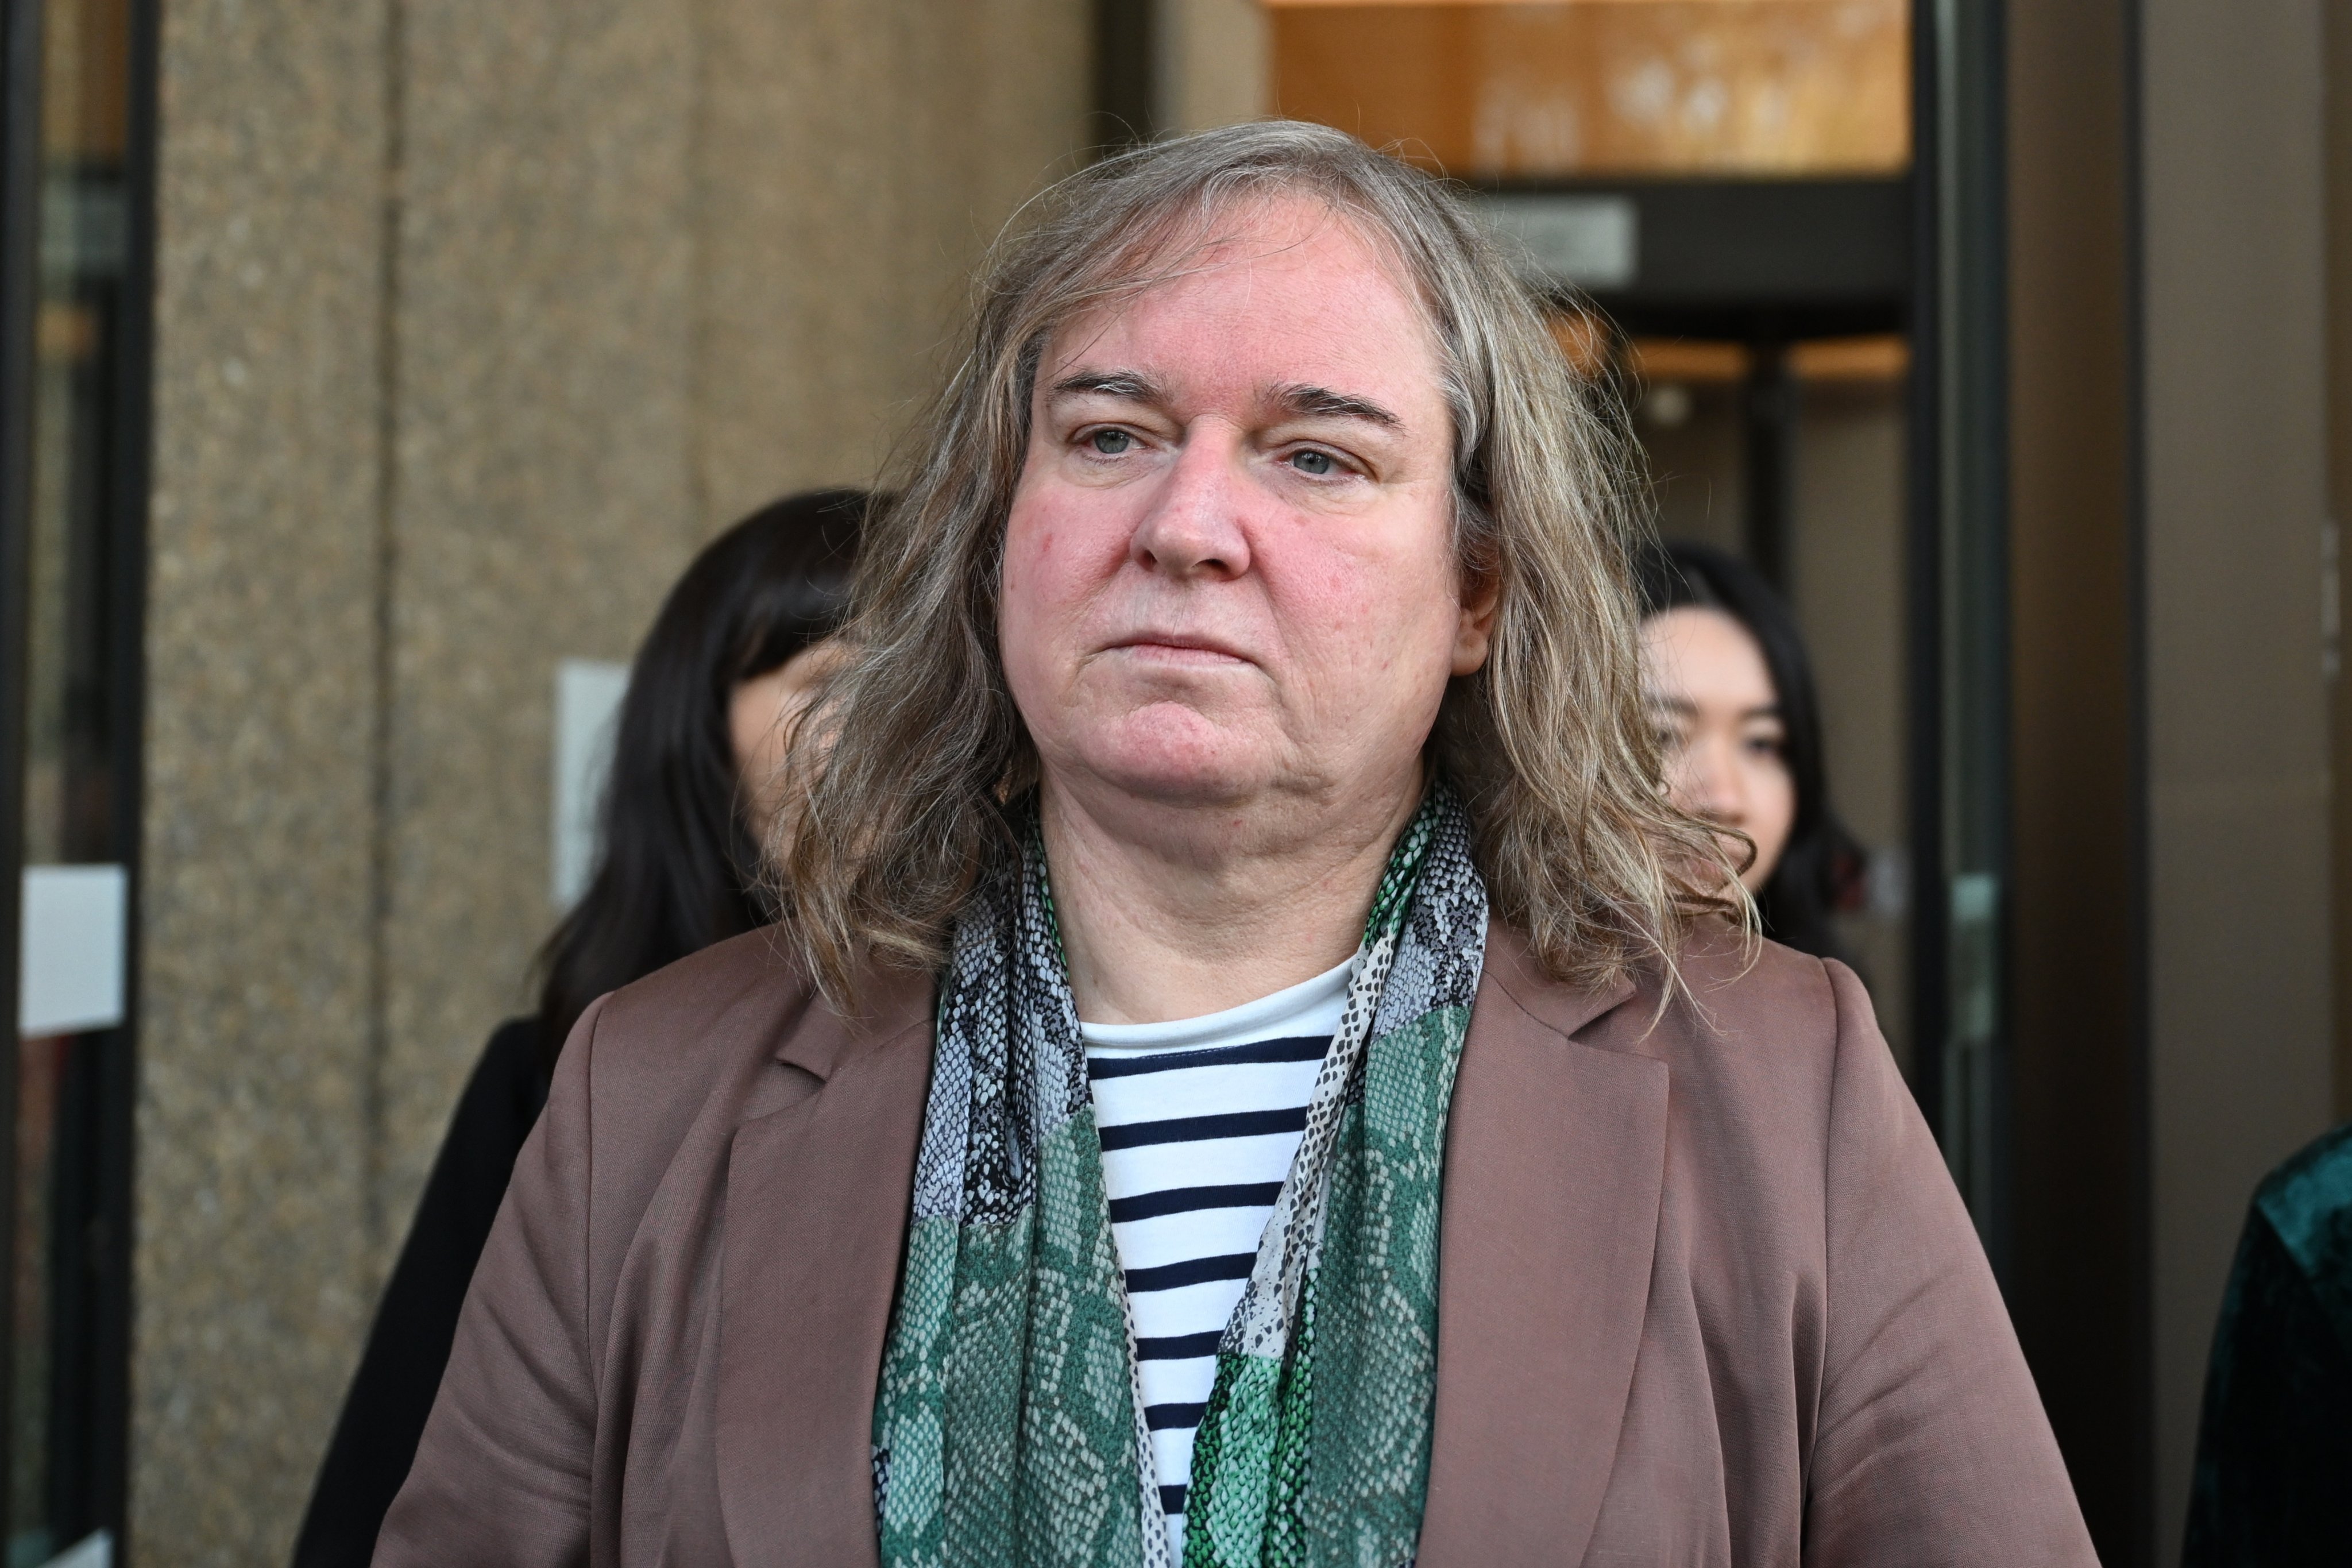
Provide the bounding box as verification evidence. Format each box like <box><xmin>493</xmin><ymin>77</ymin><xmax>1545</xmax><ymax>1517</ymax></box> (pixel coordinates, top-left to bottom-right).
<box><xmin>1090</xmin><ymin>763</ymin><xmax>1261</xmax><ymax>809</ymax></box>
<box><xmin>1060</xmin><ymin>709</ymin><xmax>1274</xmax><ymax>809</ymax></box>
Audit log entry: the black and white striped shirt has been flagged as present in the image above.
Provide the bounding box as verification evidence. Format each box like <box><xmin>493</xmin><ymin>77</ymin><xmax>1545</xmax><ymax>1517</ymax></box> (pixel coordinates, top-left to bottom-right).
<box><xmin>1082</xmin><ymin>956</ymin><xmax>1352</xmax><ymax>1562</ymax></box>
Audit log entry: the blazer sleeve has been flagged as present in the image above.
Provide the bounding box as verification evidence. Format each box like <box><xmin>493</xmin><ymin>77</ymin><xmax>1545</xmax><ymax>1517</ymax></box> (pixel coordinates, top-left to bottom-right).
<box><xmin>1802</xmin><ymin>960</ymin><xmax>2096</xmax><ymax>1567</ymax></box>
<box><xmin>373</xmin><ymin>995</ymin><xmax>611</xmax><ymax>1568</ymax></box>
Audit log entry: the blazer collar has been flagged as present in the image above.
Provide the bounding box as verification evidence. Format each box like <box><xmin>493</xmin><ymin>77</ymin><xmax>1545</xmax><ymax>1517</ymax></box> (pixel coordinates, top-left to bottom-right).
<box><xmin>1417</xmin><ymin>918</ymin><xmax>1667</xmax><ymax>1566</ymax></box>
<box><xmin>770</xmin><ymin>957</ymin><xmax>933</xmax><ymax>1082</ymax></box>
<box><xmin>716</xmin><ymin>965</ymin><xmax>936</xmax><ymax>1568</ymax></box>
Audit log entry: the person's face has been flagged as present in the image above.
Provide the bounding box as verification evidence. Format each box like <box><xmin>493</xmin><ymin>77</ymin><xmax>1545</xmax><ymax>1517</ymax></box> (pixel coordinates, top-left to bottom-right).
<box><xmin>729</xmin><ymin>638</ymin><xmax>844</xmax><ymax>848</ymax></box>
<box><xmin>1642</xmin><ymin>605</ymin><xmax>1794</xmax><ymax>893</ymax></box>
<box><xmin>997</xmin><ymin>198</ymin><xmax>1496</xmax><ymax>833</ymax></box>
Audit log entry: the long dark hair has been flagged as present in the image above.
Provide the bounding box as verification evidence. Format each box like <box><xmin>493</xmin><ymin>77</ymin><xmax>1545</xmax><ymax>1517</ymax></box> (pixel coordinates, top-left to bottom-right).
<box><xmin>1634</xmin><ymin>539</ymin><xmax>1864</xmax><ymax>962</ymax></box>
<box><xmin>534</xmin><ymin>489</ymin><xmax>867</xmax><ymax>1056</ymax></box>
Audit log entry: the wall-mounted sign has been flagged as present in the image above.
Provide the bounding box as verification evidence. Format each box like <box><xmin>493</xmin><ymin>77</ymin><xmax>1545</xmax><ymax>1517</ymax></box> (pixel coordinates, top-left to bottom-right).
<box><xmin>19</xmin><ymin>864</ymin><xmax>128</xmax><ymax>1037</ymax></box>
<box><xmin>550</xmin><ymin>659</ymin><xmax>631</xmax><ymax>910</ymax></box>
<box><xmin>1473</xmin><ymin>191</ymin><xmax>1639</xmax><ymax>288</ymax></box>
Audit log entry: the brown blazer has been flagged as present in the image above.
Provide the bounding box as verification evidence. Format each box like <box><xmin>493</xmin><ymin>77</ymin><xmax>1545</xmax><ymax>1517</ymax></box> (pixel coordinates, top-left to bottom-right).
<box><xmin>376</xmin><ymin>920</ymin><xmax>2094</xmax><ymax>1566</ymax></box>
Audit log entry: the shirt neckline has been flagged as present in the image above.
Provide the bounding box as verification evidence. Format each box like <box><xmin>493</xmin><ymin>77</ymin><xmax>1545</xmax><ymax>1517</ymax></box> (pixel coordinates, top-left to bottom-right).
<box><xmin>1079</xmin><ymin>954</ymin><xmax>1357</xmax><ymax>1052</ymax></box>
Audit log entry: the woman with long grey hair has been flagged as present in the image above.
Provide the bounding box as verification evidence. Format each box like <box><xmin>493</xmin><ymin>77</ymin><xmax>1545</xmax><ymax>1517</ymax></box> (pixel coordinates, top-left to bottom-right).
<box><xmin>377</xmin><ymin>123</ymin><xmax>2091</xmax><ymax>1566</ymax></box>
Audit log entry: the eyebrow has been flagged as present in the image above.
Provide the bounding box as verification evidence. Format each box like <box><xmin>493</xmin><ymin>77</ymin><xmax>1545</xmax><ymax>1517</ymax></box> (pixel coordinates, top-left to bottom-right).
<box><xmin>1049</xmin><ymin>369</ymin><xmax>1168</xmax><ymax>403</ymax></box>
<box><xmin>1270</xmin><ymin>383</ymin><xmax>1403</xmax><ymax>430</ymax></box>
<box><xmin>1643</xmin><ymin>693</ymin><xmax>1784</xmax><ymax>721</ymax></box>
<box><xmin>1045</xmin><ymin>370</ymin><xmax>1404</xmax><ymax>432</ymax></box>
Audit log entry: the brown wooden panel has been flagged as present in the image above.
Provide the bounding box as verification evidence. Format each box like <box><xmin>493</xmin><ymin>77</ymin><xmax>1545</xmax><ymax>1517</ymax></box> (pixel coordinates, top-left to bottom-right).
<box><xmin>2007</xmin><ymin>0</ymin><xmax>2145</xmax><ymax>1556</ymax></box>
<box><xmin>1270</xmin><ymin>1</ymin><xmax>1908</xmax><ymax>178</ymax></box>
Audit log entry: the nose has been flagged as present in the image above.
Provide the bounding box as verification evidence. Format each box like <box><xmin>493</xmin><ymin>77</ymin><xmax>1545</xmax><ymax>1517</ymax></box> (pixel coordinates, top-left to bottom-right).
<box><xmin>1130</xmin><ymin>429</ymin><xmax>1250</xmax><ymax>581</ymax></box>
<box><xmin>1683</xmin><ymin>733</ymin><xmax>1749</xmax><ymax>828</ymax></box>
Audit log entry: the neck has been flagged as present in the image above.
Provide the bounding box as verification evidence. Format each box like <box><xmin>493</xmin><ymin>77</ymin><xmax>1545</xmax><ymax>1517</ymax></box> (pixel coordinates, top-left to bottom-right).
<box><xmin>1041</xmin><ymin>768</ymin><xmax>1424</xmax><ymax>1026</ymax></box>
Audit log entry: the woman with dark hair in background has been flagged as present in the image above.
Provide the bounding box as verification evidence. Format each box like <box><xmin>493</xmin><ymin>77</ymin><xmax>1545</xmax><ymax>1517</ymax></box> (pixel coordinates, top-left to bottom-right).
<box><xmin>1635</xmin><ymin>538</ymin><xmax>1865</xmax><ymax>962</ymax></box>
<box><xmin>291</xmin><ymin>488</ymin><xmax>867</xmax><ymax>1568</ymax></box>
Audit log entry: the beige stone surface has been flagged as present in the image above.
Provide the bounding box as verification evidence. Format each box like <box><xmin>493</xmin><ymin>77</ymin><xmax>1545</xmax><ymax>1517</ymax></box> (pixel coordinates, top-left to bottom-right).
<box><xmin>1160</xmin><ymin>0</ymin><xmax>1270</xmax><ymax>134</ymax></box>
<box><xmin>138</xmin><ymin>0</ymin><xmax>391</xmax><ymax>1558</ymax></box>
<box><xmin>694</xmin><ymin>0</ymin><xmax>1091</xmax><ymax>521</ymax></box>
<box><xmin>376</xmin><ymin>0</ymin><xmax>700</xmax><ymax>1261</ymax></box>
<box><xmin>137</xmin><ymin>2</ymin><xmax>1090</xmax><ymax>1560</ymax></box>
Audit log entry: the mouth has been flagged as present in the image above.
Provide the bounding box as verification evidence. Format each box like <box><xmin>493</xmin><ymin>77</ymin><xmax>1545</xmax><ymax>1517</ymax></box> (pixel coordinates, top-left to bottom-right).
<box><xmin>1103</xmin><ymin>631</ymin><xmax>1254</xmax><ymax>666</ymax></box>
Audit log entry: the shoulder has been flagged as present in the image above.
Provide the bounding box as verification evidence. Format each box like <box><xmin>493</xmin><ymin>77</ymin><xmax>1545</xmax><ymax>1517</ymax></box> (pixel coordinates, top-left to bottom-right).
<box><xmin>480</xmin><ymin>1013</ymin><xmax>544</xmax><ymax>1071</ymax></box>
<box><xmin>1633</xmin><ymin>927</ymin><xmax>1869</xmax><ymax>1141</ymax></box>
<box><xmin>2254</xmin><ymin>1121</ymin><xmax>2352</xmax><ymax>1276</ymax></box>
<box><xmin>1481</xmin><ymin>917</ymin><xmax>1897</xmax><ymax>1177</ymax></box>
<box><xmin>585</xmin><ymin>926</ymin><xmax>817</xmax><ymax>1075</ymax></box>
<box><xmin>1490</xmin><ymin>917</ymin><xmax>1865</xmax><ymax>1084</ymax></box>
<box><xmin>1655</xmin><ymin>921</ymin><xmax>1855</xmax><ymax>1053</ymax></box>
<box><xmin>559</xmin><ymin>926</ymin><xmax>933</xmax><ymax>1161</ymax></box>
<box><xmin>527</xmin><ymin>930</ymin><xmax>808</xmax><ymax>1196</ymax></box>
<box><xmin>437</xmin><ymin>1015</ymin><xmax>550</xmax><ymax>1158</ymax></box>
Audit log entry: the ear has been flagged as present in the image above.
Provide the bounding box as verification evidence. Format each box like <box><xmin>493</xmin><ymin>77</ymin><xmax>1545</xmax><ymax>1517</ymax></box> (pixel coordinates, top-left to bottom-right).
<box><xmin>1451</xmin><ymin>567</ymin><xmax>1501</xmax><ymax>677</ymax></box>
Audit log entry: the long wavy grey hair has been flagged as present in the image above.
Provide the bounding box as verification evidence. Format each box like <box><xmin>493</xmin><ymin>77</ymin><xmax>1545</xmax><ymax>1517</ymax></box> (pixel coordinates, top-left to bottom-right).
<box><xmin>779</xmin><ymin>120</ymin><xmax>1741</xmax><ymax>1002</ymax></box>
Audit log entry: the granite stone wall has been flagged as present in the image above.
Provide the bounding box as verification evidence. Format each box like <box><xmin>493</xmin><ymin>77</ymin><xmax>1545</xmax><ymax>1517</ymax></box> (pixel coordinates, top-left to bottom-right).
<box><xmin>141</xmin><ymin>0</ymin><xmax>392</xmax><ymax>1554</ymax></box>
<box><xmin>138</xmin><ymin>3</ymin><xmax>1088</xmax><ymax>1558</ymax></box>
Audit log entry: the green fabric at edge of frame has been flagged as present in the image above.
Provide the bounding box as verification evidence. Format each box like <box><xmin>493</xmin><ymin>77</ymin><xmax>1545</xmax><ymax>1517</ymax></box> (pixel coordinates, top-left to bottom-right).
<box><xmin>2181</xmin><ymin>1120</ymin><xmax>2352</xmax><ymax>1568</ymax></box>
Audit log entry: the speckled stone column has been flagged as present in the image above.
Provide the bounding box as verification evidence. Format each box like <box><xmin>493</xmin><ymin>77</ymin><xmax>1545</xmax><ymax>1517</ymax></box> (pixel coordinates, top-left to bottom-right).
<box><xmin>373</xmin><ymin>0</ymin><xmax>702</xmax><ymax>1277</ymax></box>
<box><xmin>693</xmin><ymin>0</ymin><xmax>1091</xmax><ymax>522</ymax></box>
<box><xmin>138</xmin><ymin>1</ymin><xmax>1088</xmax><ymax>1560</ymax></box>
<box><xmin>141</xmin><ymin>0</ymin><xmax>394</xmax><ymax>1558</ymax></box>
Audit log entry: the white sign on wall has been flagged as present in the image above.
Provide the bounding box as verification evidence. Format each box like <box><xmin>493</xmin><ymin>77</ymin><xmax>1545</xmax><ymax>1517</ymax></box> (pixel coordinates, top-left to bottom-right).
<box><xmin>1472</xmin><ymin>192</ymin><xmax>1640</xmax><ymax>291</ymax></box>
<box><xmin>20</xmin><ymin>864</ymin><xmax>128</xmax><ymax>1037</ymax></box>
<box><xmin>37</xmin><ymin>1531</ymin><xmax>111</xmax><ymax>1568</ymax></box>
<box><xmin>551</xmin><ymin>659</ymin><xmax>631</xmax><ymax>910</ymax></box>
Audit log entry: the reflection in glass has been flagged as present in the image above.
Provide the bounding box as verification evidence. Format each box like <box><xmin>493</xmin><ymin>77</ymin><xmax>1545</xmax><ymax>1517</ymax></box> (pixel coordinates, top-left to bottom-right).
<box><xmin>1272</xmin><ymin>1</ymin><xmax>1909</xmax><ymax>179</ymax></box>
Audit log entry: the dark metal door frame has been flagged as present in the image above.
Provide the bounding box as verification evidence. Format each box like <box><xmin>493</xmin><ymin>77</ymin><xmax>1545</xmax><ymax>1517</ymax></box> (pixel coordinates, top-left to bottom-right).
<box><xmin>0</xmin><ymin>0</ymin><xmax>157</xmax><ymax>1551</ymax></box>
<box><xmin>1909</xmin><ymin>0</ymin><xmax>2014</xmax><ymax>1273</ymax></box>
<box><xmin>0</xmin><ymin>0</ymin><xmax>51</xmax><ymax>1542</ymax></box>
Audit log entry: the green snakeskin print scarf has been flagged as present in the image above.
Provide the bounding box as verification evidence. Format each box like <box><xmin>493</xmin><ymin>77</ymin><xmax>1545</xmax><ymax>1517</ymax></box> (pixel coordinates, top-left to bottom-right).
<box><xmin>871</xmin><ymin>785</ymin><xmax>1487</xmax><ymax>1567</ymax></box>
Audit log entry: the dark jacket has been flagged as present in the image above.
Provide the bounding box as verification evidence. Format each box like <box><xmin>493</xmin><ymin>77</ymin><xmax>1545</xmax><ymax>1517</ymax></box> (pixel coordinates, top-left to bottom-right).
<box><xmin>374</xmin><ymin>921</ymin><xmax>2094</xmax><ymax>1566</ymax></box>
<box><xmin>2183</xmin><ymin>1120</ymin><xmax>2352</xmax><ymax>1566</ymax></box>
<box><xmin>292</xmin><ymin>1018</ymin><xmax>551</xmax><ymax>1568</ymax></box>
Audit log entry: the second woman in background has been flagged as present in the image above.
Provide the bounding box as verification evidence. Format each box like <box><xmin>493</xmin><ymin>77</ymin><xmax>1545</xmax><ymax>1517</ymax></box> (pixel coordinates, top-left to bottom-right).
<box><xmin>290</xmin><ymin>487</ymin><xmax>867</xmax><ymax>1568</ymax></box>
<box><xmin>1636</xmin><ymin>538</ymin><xmax>1864</xmax><ymax>961</ymax></box>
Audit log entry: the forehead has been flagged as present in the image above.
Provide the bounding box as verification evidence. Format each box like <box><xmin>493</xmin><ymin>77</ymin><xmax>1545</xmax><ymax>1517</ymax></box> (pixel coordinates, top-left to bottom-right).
<box><xmin>1036</xmin><ymin>196</ymin><xmax>1445</xmax><ymax>407</ymax></box>
<box><xmin>1644</xmin><ymin>606</ymin><xmax>1776</xmax><ymax>704</ymax></box>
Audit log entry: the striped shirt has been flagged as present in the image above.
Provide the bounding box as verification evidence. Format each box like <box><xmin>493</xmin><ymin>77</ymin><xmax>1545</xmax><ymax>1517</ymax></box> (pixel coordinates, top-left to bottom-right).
<box><xmin>1082</xmin><ymin>956</ymin><xmax>1353</xmax><ymax>1563</ymax></box>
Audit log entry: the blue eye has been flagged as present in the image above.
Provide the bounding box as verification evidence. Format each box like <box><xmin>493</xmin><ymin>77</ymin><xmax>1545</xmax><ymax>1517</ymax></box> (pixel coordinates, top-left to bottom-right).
<box><xmin>1291</xmin><ymin>449</ymin><xmax>1335</xmax><ymax>476</ymax></box>
<box><xmin>1089</xmin><ymin>428</ymin><xmax>1134</xmax><ymax>455</ymax></box>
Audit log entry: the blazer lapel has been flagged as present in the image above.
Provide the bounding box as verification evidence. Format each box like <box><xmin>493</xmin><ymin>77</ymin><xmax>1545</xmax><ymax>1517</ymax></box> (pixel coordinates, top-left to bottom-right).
<box><xmin>1417</xmin><ymin>921</ymin><xmax>1667</xmax><ymax>1567</ymax></box>
<box><xmin>715</xmin><ymin>977</ymin><xmax>934</xmax><ymax>1568</ymax></box>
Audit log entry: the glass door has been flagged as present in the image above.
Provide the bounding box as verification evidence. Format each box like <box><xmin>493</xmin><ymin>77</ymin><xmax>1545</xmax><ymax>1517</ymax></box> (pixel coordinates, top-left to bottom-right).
<box><xmin>1908</xmin><ymin>0</ymin><xmax>2011</xmax><ymax>1273</ymax></box>
<box><xmin>1</xmin><ymin>0</ymin><xmax>151</xmax><ymax>1558</ymax></box>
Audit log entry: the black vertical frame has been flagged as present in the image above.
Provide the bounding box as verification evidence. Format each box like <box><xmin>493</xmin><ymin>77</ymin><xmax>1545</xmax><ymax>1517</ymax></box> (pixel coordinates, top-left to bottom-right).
<box><xmin>0</xmin><ymin>0</ymin><xmax>48</xmax><ymax>1543</ymax></box>
<box><xmin>89</xmin><ymin>0</ymin><xmax>158</xmax><ymax>1542</ymax></box>
<box><xmin>2121</xmin><ymin>0</ymin><xmax>2154</xmax><ymax>1550</ymax></box>
<box><xmin>1090</xmin><ymin>0</ymin><xmax>1158</xmax><ymax>151</ymax></box>
<box><xmin>1910</xmin><ymin>0</ymin><xmax>2014</xmax><ymax>1270</ymax></box>
<box><xmin>0</xmin><ymin>0</ymin><xmax>155</xmax><ymax>1551</ymax></box>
